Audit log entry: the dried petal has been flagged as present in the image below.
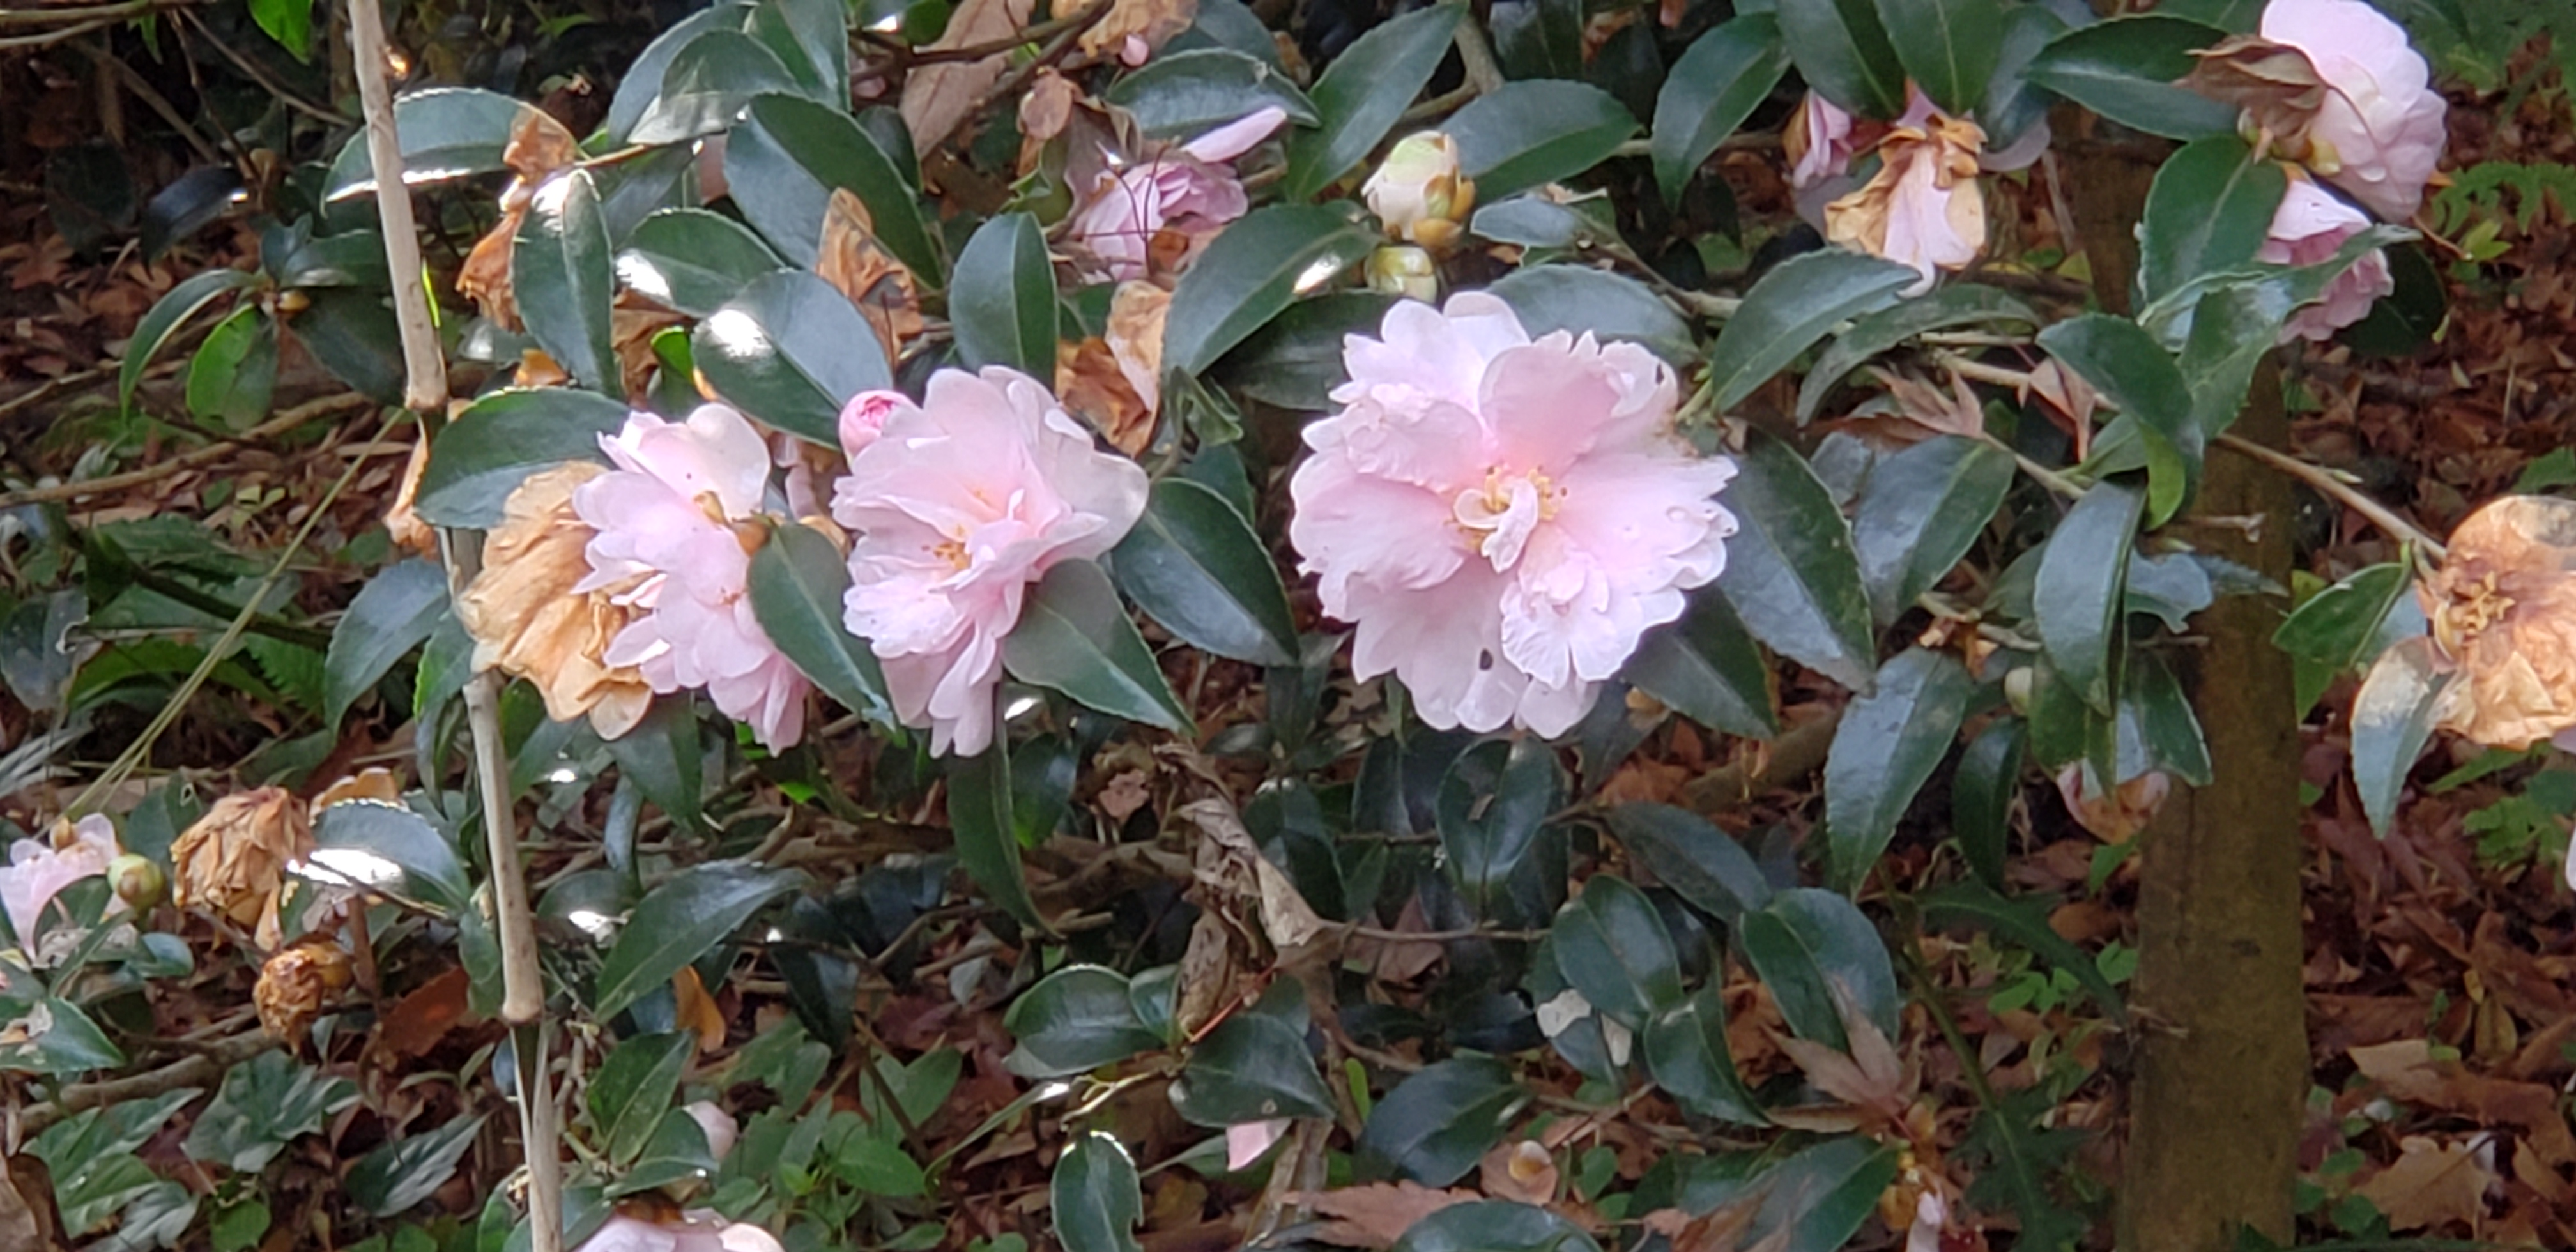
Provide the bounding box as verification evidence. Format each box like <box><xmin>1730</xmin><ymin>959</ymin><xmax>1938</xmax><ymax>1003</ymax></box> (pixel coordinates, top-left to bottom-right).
<box><xmin>456</xmin><ymin>463</ymin><xmax>655</xmax><ymax>739</ymax></box>
<box><xmin>816</xmin><ymin>189</ymin><xmax>925</xmax><ymax>362</ymax></box>
<box><xmin>2421</xmin><ymin>496</ymin><xmax>2576</xmax><ymax>750</ymax></box>
<box><xmin>174</xmin><ymin>789</ymin><xmax>310</xmax><ymax>950</ymax></box>
<box><xmin>256</xmin><ymin>937</ymin><xmax>356</xmax><ymax>1043</ymax></box>
<box><xmin>383</xmin><ymin>425</ymin><xmax>440</xmax><ymax>556</ymax></box>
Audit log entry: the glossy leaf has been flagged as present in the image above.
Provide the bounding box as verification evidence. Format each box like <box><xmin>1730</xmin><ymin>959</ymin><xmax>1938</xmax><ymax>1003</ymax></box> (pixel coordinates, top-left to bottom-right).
<box><xmin>348</xmin><ymin>1114</ymin><xmax>487</xmax><ymax>1217</ymax></box>
<box><xmin>694</xmin><ymin>270</ymin><xmax>894</xmax><ymax>445</ymax></box>
<box><xmin>2351</xmin><ymin>635</ymin><xmax>2450</xmax><ymax>836</ymax></box>
<box><xmin>1797</xmin><ymin>284</ymin><xmax>2037</xmax><ymax>424</ymax></box>
<box><xmin>1851</xmin><ymin>435</ymin><xmax>2015</xmax><ymax>626</ymax></box>
<box><xmin>1445</xmin><ymin>80</ymin><xmax>1639</xmax><ymax>202</ymax></box>
<box><xmin>2044</xmin><ymin>316</ymin><xmax>2198</xmax><ymax>523</ymax></box>
<box><xmin>2138</xmin><ymin>136</ymin><xmax>2288</xmax><ymax>306</ymax></box>
<box><xmin>1283</xmin><ymin>3</ymin><xmax>1465</xmax><ymax>200</ymax></box>
<box><xmin>1004</xmin><ymin>966</ymin><xmax>1165</xmax><ymax>1078</ymax></box>
<box><xmin>1706</xmin><ymin>248</ymin><xmax>1917</xmax><ymax>411</ymax></box>
<box><xmin>1214</xmin><ymin>292</ymin><xmax>1393</xmax><ymax>409</ymax></box>
<box><xmin>608</xmin><ymin>1108</ymin><xmax>721</xmax><ymax>1197</ymax></box>
<box><xmin>1874</xmin><ymin>0</ymin><xmax>2004</xmax><ymax>114</ymax></box>
<box><xmin>589</xmin><ymin>1032</ymin><xmax>693</xmax><ymax>1168</ymax></box>
<box><xmin>2120</xmin><ymin>651</ymin><xmax>2212</xmax><ymax>787</ymax></box>
<box><xmin>122</xmin><ymin>268</ymin><xmax>258</xmax><ymax>408</ymax></box>
<box><xmin>604</xmin><ymin>4</ymin><xmax>755</xmax><ymax>143</ymax></box>
<box><xmin>1920</xmin><ymin>881</ymin><xmax>2128</xmax><ymax>1022</ymax></box>
<box><xmin>311</xmin><ymin>800</ymin><xmax>471</xmax><ymax>915</ymax></box>
<box><xmin>1486</xmin><ymin>266</ymin><xmax>1693</xmax><ymax>365</ymax></box>
<box><xmin>1623</xmin><ymin>589</ymin><xmax>1778</xmax><ymax>739</ymax></box>
<box><xmin>286</xmin><ymin>287</ymin><xmax>406</xmax><ymax>404</ymax></box>
<box><xmin>1002</xmin><ymin>560</ymin><xmax>1193</xmax><ymax>733</ymax></box>
<box><xmin>1643</xmin><ymin>984</ymin><xmax>1767</xmax><ymax>1124</ymax></box>
<box><xmin>2273</xmin><ymin>563</ymin><xmax>2410</xmax><ymax>672</ymax></box>
<box><xmin>594</xmin><ymin>861</ymin><xmax>804</xmax><ymax>1021</ymax></box>
<box><xmin>1775</xmin><ymin>0</ymin><xmax>1906</xmax><ymax>118</ymax></box>
<box><xmin>2022</xmin><ymin>15</ymin><xmax>2238</xmax><ymax>141</ymax></box>
<box><xmin>1738</xmin><ymin>888</ymin><xmax>1898</xmax><ymax>1050</ymax></box>
<box><xmin>617</xmin><ymin>208</ymin><xmax>788</xmax><ymax>317</ymax></box>
<box><xmin>1713</xmin><ymin>432</ymin><xmax>1879</xmax><ymax>692</ymax></box>
<box><xmin>1110</xmin><ymin>478</ymin><xmax>1298</xmax><ymax>666</ymax></box>
<box><xmin>183</xmin><ymin>1051</ymin><xmax>358</xmax><ymax>1173</ymax></box>
<box><xmin>1436</xmin><ymin>738</ymin><xmax>1563</xmax><ymax>921</ymax></box>
<box><xmin>603</xmin><ymin>695</ymin><xmax>707</xmax><ymax>837</ymax></box>
<box><xmin>322</xmin><ymin>557</ymin><xmax>446</xmax><ymax>729</ymax></box>
<box><xmin>747</xmin><ymin>520</ymin><xmax>897</xmax><ymax>726</ymax></box>
<box><xmin>1171</xmin><ymin>982</ymin><xmax>1335</xmax><ymax>1126</ymax></box>
<box><xmin>1054</xmin><ymin>1134</ymin><xmax>1145</xmax><ymax>1252</ymax></box>
<box><xmin>949</xmin><ymin>213</ymin><xmax>1057</xmax><ymax>378</ymax></box>
<box><xmin>1105</xmin><ymin>48</ymin><xmax>1319</xmax><ymax>138</ymax></box>
<box><xmin>1390</xmin><ymin>1200</ymin><xmax>1604</xmax><ymax>1252</ymax></box>
<box><xmin>414</xmin><ymin>388</ymin><xmax>627</xmax><ymax>528</ymax></box>
<box><xmin>513</xmin><ymin>170</ymin><xmax>619</xmax><ymax>395</ymax></box>
<box><xmin>1825</xmin><ymin>647</ymin><xmax>1974</xmax><ymax>891</ymax></box>
<box><xmin>951</xmin><ymin>735</ymin><xmax>1045</xmax><ymax>929</ymax></box>
<box><xmin>747</xmin><ymin>0</ymin><xmax>851</xmax><ymax>107</ymax></box>
<box><xmin>1651</xmin><ymin>16</ymin><xmax>1789</xmax><ymax>206</ymax></box>
<box><xmin>324</xmin><ymin>88</ymin><xmax>553</xmax><ymax>197</ymax></box>
<box><xmin>1166</xmin><ymin>204</ymin><xmax>1375</xmax><ymax>376</ymax></box>
<box><xmin>629</xmin><ymin>31</ymin><xmax>801</xmax><ymax>144</ymax></box>
<box><xmin>1952</xmin><ymin>717</ymin><xmax>2025</xmax><ymax>892</ymax></box>
<box><xmin>1551</xmin><ymin>874</ymin><xmax>1685</xmax><ymax>1025</ymax></box>
<box><xmin>1358</xmin><ymin>1057</ymin><xmax>1524</xmax><ymax>1186</ymax></box>
<box><xmin>2033</xmin><ymin>482</ymin><xmax>2142</xmax><ymax>714</ymax></box>
<box><xmin>1607</xmin><ymin>803</ymin><xmax>1771</xmax><ymax>927</ymax></box>
<box><xmin>724</xmin><ymin>93</ymin><xmax>941</xmax><ymax>278</ymax></box>
<box><xmin>183</xmin><ymin>307</ymin><xmax>277</xmax><ymax>430</ymax></box>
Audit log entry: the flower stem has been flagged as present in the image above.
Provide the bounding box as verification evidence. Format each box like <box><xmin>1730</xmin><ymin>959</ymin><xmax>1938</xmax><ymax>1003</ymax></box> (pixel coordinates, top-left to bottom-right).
<box><xmin>2213</xmin><ymin>433</ymin><xmax>2447</xmax><ymax>561</ymax></box>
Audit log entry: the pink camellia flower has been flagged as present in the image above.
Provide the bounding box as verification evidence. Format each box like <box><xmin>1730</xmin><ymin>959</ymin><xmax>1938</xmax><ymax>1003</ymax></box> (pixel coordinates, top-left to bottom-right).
<box><xmin>2259</xmin><ymin>178</ymin><xmax>2394</xmax><ymax>342</ymax></box>
<box><xmin>574</xmin><ymin>404</ymin><xmax>813</xmax><ymax>750</ymax></box>
<box><xmin>1786</xmin><ymin>92</ymin><xmax>1866</xmax><ymax>194</ymax></box>
<box><xmin>834</xmin><ymin>367</ymin><xmax>1149</xmax><ymax>756</ymax></box>
<box><xmin>1287</xmin><ymin>294</ymin><xmax>1737</xmax><ymax>737</ymax></box>
<box><xmin>0</xmin><ymin>815</ymin><xmax>119</xmax><ymax>956</ymax></box>
<box><xmin>2259</xmin><ymin>0</ymin><xmax>2446</xmax><ymax>222</ymax></box>
<box><xmin>1824</xmin><ymin>93</ymin><xmax>1988</xmax><ymax>296</ymax></box>
<box><xmin>839</xmin><ymin>389</ymin><xmax>917</xmax><ymax>460</ymax></box>
<box><xmin>1067</xmin><ymin>107</ymin><xmax>1288</xmax><ymax>284</ymax></box>
<box><xmin>574</xmin><ymin>1212</ymin><xmax>783</xmax><ymax>1252</ymax></box>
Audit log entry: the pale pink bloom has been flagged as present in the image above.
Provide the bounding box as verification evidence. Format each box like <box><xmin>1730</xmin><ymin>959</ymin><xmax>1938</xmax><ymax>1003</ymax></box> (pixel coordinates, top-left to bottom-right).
<box><xmin>575</xmin><ymin>404</ymin><xmax>813</xmax><ymax>750</ymax></box>
<box><xmin>834</xmin><ymin>367</ymin><xmax>1149</xmax><ymax>756</ymax></box>
<box><xmin>0</xmin><ymin>816</ymin><xmax>119</xmax><ymax>956</ymax></box>
<box><xmin>1068</xmin><ymin>107</ymin><xmax>1288</xmax><ymax>284</ymax></box>
<box><xmin>1906</xmin><ymin>1191</ymin><xmax>1948</xmax><ymax>1252</ymax></box>
<box><xmin>2258</xmin><ymin>178</ymin><xmax>2394</xmax><ymax>342</ymax></box>
<box><xmin>1787</xmin><ymin>92</ymin><xmax>1863</xmax><ymax>194</ymax></box>
<box><xmin>1823</xmin><ymin>93</ymin><xmax>1988</xmax><ymax>294</ymax></box>
<box><xmin>840</xmin><ymin>389</ymin><xmax>918</xmax><ymax>460</ymax></box>
<box><xmin>682</xmin><ymin>1100</ymin><xmax>739</xmax><ymax>1163</ymax></box>
<box><xmin>574</xmin><ymin>1213</ymin><xmax>782</xmax><ymax>1252</ymax></box>
<box><xmin>1287</xmin><ymin>294</ymin><xmax>1737</xmax><ymax>737</ymax></box>
<box><xmin>2261</xmin><ymin>0</ymin><xmax>2446</xmax><ymax>221</ymax></box>
<box><xmin>1227</xmin><ymin>1118</ymin><xmax>1291</xmax><ymax>1170</ymax></box>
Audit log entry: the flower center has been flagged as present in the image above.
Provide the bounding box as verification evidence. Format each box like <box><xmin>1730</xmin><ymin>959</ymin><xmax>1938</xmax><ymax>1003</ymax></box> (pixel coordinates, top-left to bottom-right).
<box><xmin>2435</xmin><ymin>570</ymin><xmax>2515</xmax><ymax>657</ymax></box>
<box><xmin>1453</xmin><ymin>466</ymin><xmax>1562</xmax><ymax>570</ymax></box>
<box><xmin>931</xmin><ymin>535</ymin><xmax>971</xmax><ymax>572</ymax></box>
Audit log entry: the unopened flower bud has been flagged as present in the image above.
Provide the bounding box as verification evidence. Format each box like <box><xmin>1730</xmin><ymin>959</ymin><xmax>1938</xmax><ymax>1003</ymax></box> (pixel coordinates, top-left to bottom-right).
<box><xmin>2003</xmin><ymin>666</ymin><xmax>2034</xmax><ymax>715</ymax></box>
<box><xmin>1364</xmin><ymin>132</ymin><xmax>1475</xmax><ymax>250</ymax></box>
<box><xmin>108</xmin><ymin>854</ymin><xmax>165</xmax><ymax>910</ymax></box>
<box><xmin>1365</xmin><ymin>245</ymin><xmax>1439</xmax><ymax>302</ymax></box>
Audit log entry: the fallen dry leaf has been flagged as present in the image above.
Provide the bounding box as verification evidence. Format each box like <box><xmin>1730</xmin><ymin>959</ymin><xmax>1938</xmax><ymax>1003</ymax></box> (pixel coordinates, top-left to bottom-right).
<box><xmin>899</xmin><ymin>0</ymin><xmax>1039</xmax><ymax>152</ymax></box>
<box><xmin>2356</xmin><ymin>1134</ymin><xmax>2495</xmax><ymax>1233</ymax></box>
<box><xmin>1079</xmin><ymin>0</ymin><xmax>1195</xmax><ymax>61</ymax></box>
<box><xmin>1289</xmin><ymin>1183</ymin><xmax>1476</xmax><ymax>1249</ymax></box>
<box><xmin>365</xmin><ymin>967</ymin><xmax>475</xmax><ymax>1067</ymax></box>
<box><xmin>673</xmin><ymin>966</ymin><xmax>728</xmax><ymax>1054</ymax></box>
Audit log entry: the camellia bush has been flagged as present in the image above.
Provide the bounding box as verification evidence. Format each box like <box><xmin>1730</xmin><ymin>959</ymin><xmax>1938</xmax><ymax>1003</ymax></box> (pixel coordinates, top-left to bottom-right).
<box><xmin>16</xmin><ymin>0</ymin><xmax>2556</xmax><ymax>1248</ymax></box>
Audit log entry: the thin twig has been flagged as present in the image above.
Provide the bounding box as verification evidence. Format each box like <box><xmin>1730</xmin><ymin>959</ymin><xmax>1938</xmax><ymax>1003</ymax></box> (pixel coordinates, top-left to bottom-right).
<box><xmin>0</xmin><ymin>393</ymin><xmax>374</xmax><ymax>512</ymax></box>
<box><xmin>18</xmin><ymin>1028</ymin><xmax>273</xmax><ymax>1140</ymax></box>
<box><xmin>2215</xmin><ymin>433</ymin><xmax>2446</xmax><ymax>560</ymax></box>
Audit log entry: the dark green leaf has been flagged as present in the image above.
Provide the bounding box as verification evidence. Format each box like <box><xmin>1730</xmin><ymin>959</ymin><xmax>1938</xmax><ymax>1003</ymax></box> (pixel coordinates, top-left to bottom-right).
<box><xmin>1110</xmin><ymin>479</ymin><xmax>1298</xmax><ymax>666</ymax></box>
<box><xmin>1551</xmin><ymin>874</ymin><xmax>1685</xmax><ymax>1025</ymax></box>
<box><xmin>2022</xmin><ymin>15</ymin><xmax>2237</xmax><ymax>141</ymax></box>
<box><xmin>1165</xmin><ymin>205</ymin><xmax>1375</xmax><ymax>376</ymax></box>
<box><xmin>1851</xmin><ymin>436</ymin><xmax>2014</xmax><ymax>626</ymax></box>
<box><xmin>1775</xmin><ymin>0</ymin><xmax>1906</xmax><ymax>118</ymax></box>
<box><xmin>285</xmin><ymin>287</ymin><xmax>405</xmax><ymax>404</ymax></box>
<box><xmin>630</xmin><ymin>31</ymin><xmax>802</xmax><ymax>144</ymax></box>
<box><xmin>724</xmin><ymin>93</ymin><xmax>942</xmax><ymax>279</ymax></box>
<box><xmin>2273</xmin><ymin>563</ymin><xmax>2409</xmax><ymax>671</ymax></box>
<box><xmin>604</xmin><ymin>4</ymin><xmax>755</xmax><ymax>143</ymax></box>
<box><xmin>1643</xmin><ymin>984</ymin><xmax>1767</xmax><ymax>1124</ymax></box>
<box><xmin>1494</xmin><ymin>0</ymin><xmax>1580</xmax><ymax>80</ymax></box>
<box><xmin>324</xmin><ymin>557</ymin><xmax>447</xmax><ymax>729</ymax></box>
<box><xmin>617</xmin><ymin>208</ymin><xmax>788</xmax><ymax>318</ymax></box>
<box><xmin>1002</xmin><ymin>560</ymin><xmax>1192</xmax><ymax>733</ymax></box>
<box><xmin>1004</xmin><ymin>966</ymin><xmax>1165</xmax><ymax>1078</ymax></box>
<box><xmin>1757</xmin><ymin>1136</ymin><xmax>1901</xmax><ymax>1252</ymax></box>
<box><xmin>182</xmin><ymin>1052</ymin><xmax>358</xmax><ymax>1173</ymax></box>
<box><xmin>1436</xmin><ymin>738</ymin><xmax>1562</xmax><ymax>921</ymax></box>
<box><xmin>604</xmin><ymin>694</ymin><xmax>707</xmax><ymax>836</ymax></box>
<box><xmin>1445</xmin><ymin>80</ymin><xmax>1638</xmax><ymax>202</ymax></box>
<box><xmin>951</xmin><ymin>734</ymin><xmax>1044</xmax><ymax>927</ymax></box>
<box><xmin>414</xmin><ymin>388</ymin><xmax>629</xmax><ymax>528</ymax></box>
<box><xmin>1713</xmin><ymin>432</ymin><xmax>1878</xmax><ymax>692</ymax></box>
<box><xmin>588</xmin><ymin>1032</ymin><xmax>694</xmax><ymax>1168</ymax></box>
<box><xmin>1282</xmin><ymin>4</ymin><xmax>1465</xmax><ymax>200</ymax></box>
<box><xmin>1706</xmin><ymin>248</ymin><xmax>1918</xmax><ymax>411</ymax></box>
<box><xmin>1358</xmin><ymin>1057</ymin><xmax>1525</xmax><ymax>1186</ymax></box>
<box><xmin>1651</xmin><ymin>16</ymin><xmax>1789</xmax><ymax>206</ymax></box>
<box><xmin>1624</xmin><ymin>589</ymin><xmax>1778</xmax><ymax>739</ymax></box>
<box><xmin>1873</xmin><ymin>0</ymin><xmax>2003</xmax><ymax>114</ymax></box>
<box><xmin>324</xmin><ymin>88</ymin><xmax>557</xmax><ymax>198</ymax></box>
<box><xmin>1796</xmin><ymin>284</ymin><xmax>2037</xmax><ymax>424</ymax></box>
<box><xmin>694</xmin><ymin>270</ymin><xmax>894</xmax><ymax>445</ymax></box>
<box><xmin>608</xmin><ymin>1107</ymin><xmax>721</xmax><ymax>1196</ymax></box>
<box><xmin>1171</xmin><ymin>982</ymin><xmax>1335</xmax><ymax>1126</ymax></box>
<box><xmin>1951</xmin><ymin>717</ymin><xmax>2024</xmax><ymax>892</ymax></box>
<box><xmin>2043</xmin><ymin>316</ymin><xmax>2198</xmax><ymax>523</ymax></box>
<box><xmin>1485</xmin><ymin>266</ymin><xmax>1693</xmax><ymax>365</ymax></box>
<box><xmin>514</xmin><ymin>170</ymin><xmax>620</xmax><ymax>394</ymax></box>
<box><xmin>747</xmin><ymin>0</ymin><xmax>852</xmax><ymax>107</ymax></box>
<box><xmin>184</xmin><ymin>307</ymin><xmax>279</xmax><ymax>430</ymax></box>
<box><xmin>1919</xmin><ymin>880</ymin><xmax>2128</xmax><ymax>1022</ymax></box>
<box><xmin>2138</xmin><ymin>136</ymin><xmax>2288</xmax><ymax>306</ymax></box>
<box><xmin>311</xmin><ymin>800</ymin><xmax>471</xmax><ymax>914</ymax></box>
<box><xmin>347</xmin><ymin>1114</ymin><xmax>487</xmax><ymax>1217</ymax></box>
<box><xmin>122</xmin><ymin>268</ymin><xmax>258</xmax><ymax>408</ymax></box>
<box><xmin>1213</xmin><ymin>292</ymin><xmax>1393</xmax><ymax>410</ymax></box>
<box><xmin>1053</xmin><ymin>1133</ymin><xmax>1144</xmax><ymax>1252</ymax></box>
<box><xmin>1105</xmin><ymin>49</ymin><xmax>1319</xmax><ymax>138</ymax></box>
<box><xmin>1976</xmin><ymin>4</ymin><xmax>2067</xmax><ymax>149</ymax></box>
<box><xmin>1389</xmin><ymin>1201</ymin><xmax>1604</xmax><ymax>1252</ymax></box>
<box><xmin>2033</xmin><ymin>482</ymin><xmax>2142</xmax><ymax>714</ymax></box>
<box><xmin>1738</xmin><ymin>888</ymin><xmax>1897</xmax><ymax>1050</ymax></box>
<box><xmin>1825</xmin><ymin>647</ymin><xmax>1973</xmax><ymax>891</ymax></box>
<box><xmin>594</xmin><ymin>861</ymin><xmax>804</xmax><ymax>1020</ymax></box>
<box><xmin>1607</xmin><ymin>802</ymin><xmax>1771</xmax><ymax>926</ymax></box>
<box><xmin>747</xmin><ymin>520</ymin><xmax>897</xmax><ymax>726</ymax></box>
<box><xmin>2122</xmin><ymin>651</ymin><xmax>2211</xmax><ymax>787</ymax></box>
<box><xmin>949</xmin><ymin>213</ymin><xmax>1057</xmax><ymax>378</ymax></box>
<box><xmin>2350</xmin><ymin>635</ymin><xmax>2449</xmax><ymax>837</ymax></box>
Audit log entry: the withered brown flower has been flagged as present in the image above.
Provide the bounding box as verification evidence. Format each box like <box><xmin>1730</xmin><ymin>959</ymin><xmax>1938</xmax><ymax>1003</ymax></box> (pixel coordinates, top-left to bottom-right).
<box><xmin>1823</xmin><ymin>111</ymin><xmax>1988</xmax><ymax>294</ymax></box>
<box><xmin>256</xmin><ymin>937</ymin><xmax>356</xmax><ymax>1044</ymax></box>
<box><xmin>455</xmin><ymin>462</ymin><xmax>654</xmax><ymax>739</ymax></box>
<box><xmin>455</xmin><ymin>109</ymin><xmax>584</xmax><ymax>331</ymax></box>
<box><xmin>2419</xmin><ymin>495</ymin><xmax>2576</xmax><ymax>750</ymax></box>
<box><xmin>172</xmin><ymin>788</ymin><xmax>311</xmax><ymax>950</ymax></box>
